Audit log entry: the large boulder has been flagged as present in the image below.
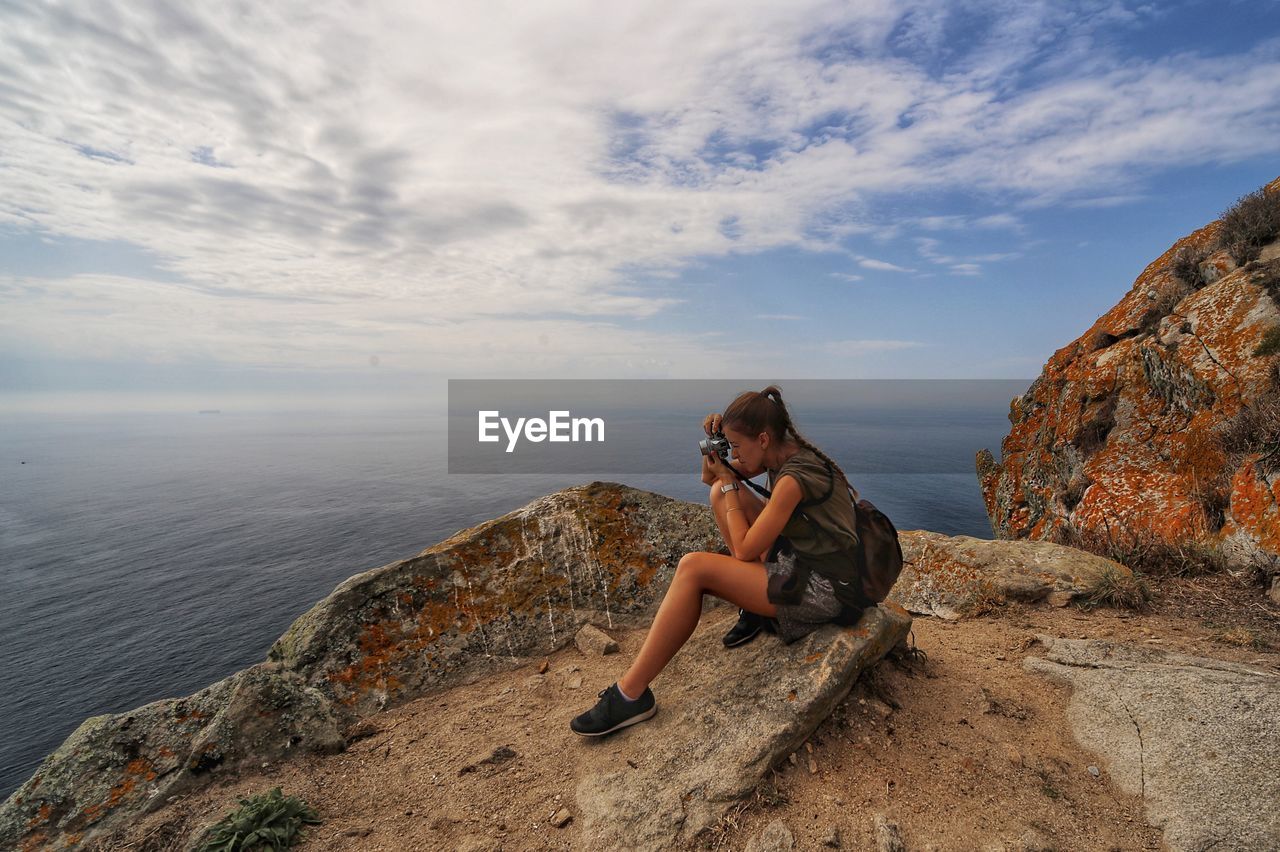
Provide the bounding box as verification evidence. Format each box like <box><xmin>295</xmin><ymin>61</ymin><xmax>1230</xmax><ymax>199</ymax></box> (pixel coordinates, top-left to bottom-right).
<box><xmin>0</xmin><ymin>483</ymin><xmax>722</xmax><ymax>851</ymax></box>
<box><xmin>891</xmin><ymin>530</ymin><xmax>1133</xmax><ymax>619</ymax></box>
<box><xmin>1024</xmin><ymin>636</ymin><xmax>1280</xmax><ymax>852</ymax></box>
<box><xmin>266</xmin><ymin>481</ymin><xmax>720</xmax><ymax>726</ymax></box>
<box><xmin>574</xmin><ymin>601</ymin><xmax>913</xmax><ymax>851</ymax></box>
<box><xmin>978</xmin><ymin>175</ymin><xmax>1280</xmax><ymax>588</ymax></box>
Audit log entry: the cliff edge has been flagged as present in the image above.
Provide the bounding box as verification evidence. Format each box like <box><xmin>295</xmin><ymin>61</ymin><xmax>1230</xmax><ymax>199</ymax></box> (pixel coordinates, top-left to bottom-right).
<box><xmin>978</xmin><ymin>175</ymin><xmax>1280</xmax><ymax>600</ymax></box>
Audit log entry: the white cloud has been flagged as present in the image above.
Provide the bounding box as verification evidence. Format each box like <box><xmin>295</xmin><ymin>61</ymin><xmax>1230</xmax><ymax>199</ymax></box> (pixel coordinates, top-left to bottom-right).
<box><xmin>858</xmin><ymin>258</ymin><xmax>915</xmax><ymax>273</ymax></box>
<box><xmin>1</xmin><ymin>0</ymin><xmax>1277</xmax><ymax>378</ymax></box>
<box><xmin>915</xmin><ymin>237</ymin><xmax>1019</xmax><ymax>276</ymax></box>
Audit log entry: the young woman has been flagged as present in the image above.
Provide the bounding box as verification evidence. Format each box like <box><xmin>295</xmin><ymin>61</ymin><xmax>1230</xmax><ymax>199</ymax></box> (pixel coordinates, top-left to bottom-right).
<box><xmin>570</xmin><ymin>385</ymin><xmax>864</xmax><ymax>737</ymax></box>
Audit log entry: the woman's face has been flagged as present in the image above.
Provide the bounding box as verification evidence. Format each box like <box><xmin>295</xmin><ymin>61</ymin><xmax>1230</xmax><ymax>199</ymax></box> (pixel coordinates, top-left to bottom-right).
<box><xmin>722</xmin><ymin>424</ymin><xmax>768</xmax><ymax>474</ymax></box>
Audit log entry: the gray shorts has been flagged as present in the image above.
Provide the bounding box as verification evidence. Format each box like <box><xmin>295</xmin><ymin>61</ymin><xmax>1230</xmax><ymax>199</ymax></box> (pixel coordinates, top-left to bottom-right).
<box><xmin>764</xmin><ymin>550</ymin><xmax>845</xmax><ymax>644</ymax></box>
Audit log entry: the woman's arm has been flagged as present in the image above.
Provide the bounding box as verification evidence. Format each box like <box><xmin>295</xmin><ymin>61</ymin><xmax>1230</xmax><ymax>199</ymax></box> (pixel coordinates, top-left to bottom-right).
<box><xmin>716</xmin><ymin>470</ymin><xmax>804</xmax><ymax>562</ymax></box>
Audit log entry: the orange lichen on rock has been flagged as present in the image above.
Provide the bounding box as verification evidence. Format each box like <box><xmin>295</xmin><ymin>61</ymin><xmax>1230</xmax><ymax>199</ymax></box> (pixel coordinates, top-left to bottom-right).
<box><xmin>980</xmin><ymin>179</ymin><xmax>1280</xmax><ymax>582</ymax></box>
<box><xmin>24</xmin><ymin>804</ymin><xmax>51</xmax><ymax>831</ymax></box>
<box><xmin>1230</xmin><ymin>462</ymin><xmax>1280</xmax><ymax>553</ymax></box>
<box><xmin>20</xmin><ymin>832</ymin><xmax>49</xmax><ymax>852</ymax></box>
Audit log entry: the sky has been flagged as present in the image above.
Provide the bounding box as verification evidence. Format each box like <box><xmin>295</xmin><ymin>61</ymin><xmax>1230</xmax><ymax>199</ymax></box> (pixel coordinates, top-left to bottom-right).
<box><xmin>2</xmin><ymin>0</ymin><xmax>1279</xmax><ymax>411</ymax></box>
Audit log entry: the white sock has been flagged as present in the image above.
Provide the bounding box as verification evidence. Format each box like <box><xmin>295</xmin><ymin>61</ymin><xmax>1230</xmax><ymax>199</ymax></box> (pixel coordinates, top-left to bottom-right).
<box><xmin>616</xmin><ymin>682</ymin><xmax>640</xmax><ymax>702</ymax></box>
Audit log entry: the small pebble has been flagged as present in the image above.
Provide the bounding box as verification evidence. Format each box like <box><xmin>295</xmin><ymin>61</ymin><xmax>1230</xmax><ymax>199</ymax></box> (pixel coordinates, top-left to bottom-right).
<box><xmin>551</xmin><ymin>808</ymin><xmax>573</xmax><ymax>828</ymax></box>
<box><xmin>1088</xmin><ymin>765</ymin><xmax>1100</xmax><ymax>777</ymax></box>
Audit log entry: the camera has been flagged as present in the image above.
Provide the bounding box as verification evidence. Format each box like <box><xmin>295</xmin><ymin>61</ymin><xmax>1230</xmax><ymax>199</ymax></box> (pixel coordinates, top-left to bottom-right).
<box><xmin>699</xmin><ymin>432</ymin><xmax>731</xmax><ymax>460</ymax></box>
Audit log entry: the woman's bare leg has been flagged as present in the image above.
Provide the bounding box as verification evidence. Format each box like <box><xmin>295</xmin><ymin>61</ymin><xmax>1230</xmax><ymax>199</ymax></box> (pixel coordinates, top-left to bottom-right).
<box><xmin>709</xmin><ymin>481</ymin><xmax>765</xmax><ymax>556</ymax></box>
<box><xmin>617</xmin><ymin>552</ymin><xmax>777</xmax><ymax>698</ymax></box>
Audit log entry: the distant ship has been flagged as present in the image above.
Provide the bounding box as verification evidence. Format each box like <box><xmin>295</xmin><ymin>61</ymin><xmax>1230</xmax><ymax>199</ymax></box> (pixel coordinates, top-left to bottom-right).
<box><xmin>198</xmin><ymin>409</ymin><xmax>222</xmax><ymax>415</ymax></box>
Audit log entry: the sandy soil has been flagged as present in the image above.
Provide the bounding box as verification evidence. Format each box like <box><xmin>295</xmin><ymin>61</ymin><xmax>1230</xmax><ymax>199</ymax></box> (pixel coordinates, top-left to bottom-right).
<box><xmin>96</xmin><ymin>571</ymin><xmax>1280</xmax><ymax>852</ymax></box>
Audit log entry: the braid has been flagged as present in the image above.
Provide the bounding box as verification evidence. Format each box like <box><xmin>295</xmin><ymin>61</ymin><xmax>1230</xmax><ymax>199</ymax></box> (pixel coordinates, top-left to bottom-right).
<box><xmin>758</xmin><ymin>385</ymin><xmax>859</xmax><ymax>501</ymax></box>
<box><xmin>722</xmin><ymin>385</ymin><xmax>858</xmax><ymax>499</ymax></box>
<box><xmin>786</xmin><ymin>427</ymin><xmax>858</xmax><ymax>500</ymax></box>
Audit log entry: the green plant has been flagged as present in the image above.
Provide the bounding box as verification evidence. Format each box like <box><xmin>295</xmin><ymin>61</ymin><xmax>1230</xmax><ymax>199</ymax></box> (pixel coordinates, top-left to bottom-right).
<box><xmin>1077</xmin><ymin>564</ymin><xmax>1152</xmax><ymax>611</ymax></box>
<box><xmin>1218</xmin><ymin>186</ymin><xmax>1280</xmax><ymax>265</ymax></box>
<box><xmin>195</xmin><ymin>787</ymin><xmax>320</xmax><ymax>852</ymax></box>
<box><xmin>1255</xmin><ymin>326</ymin><xmax>1280</xmax><ymax>357</ymax></box>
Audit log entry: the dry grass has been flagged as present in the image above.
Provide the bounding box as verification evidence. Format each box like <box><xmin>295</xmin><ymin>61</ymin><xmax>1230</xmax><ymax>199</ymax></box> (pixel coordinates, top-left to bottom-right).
<box><xmin>1077</xmin><ymin>565</ymin><xmax>1152</xmax><ymax>612</ymax></box>
<box><xmin>1215</xmin><ymin>625</ymin><xmax>1268</xmax><ymax>650</ymax></box>
<box><xmin>1217</xmin><ymin>385</ymin><xmax>1280</xmax><ymax>475</ymax></box>
<box><xmin>1056</xmin><ymin>520</ymin><xmax>1229</xmax><ymax>579</ymax></box>
<box><xmin>1170</xmin><ymin>245</ymin><xmax>1209</xmax><ymax>289</ymax></box>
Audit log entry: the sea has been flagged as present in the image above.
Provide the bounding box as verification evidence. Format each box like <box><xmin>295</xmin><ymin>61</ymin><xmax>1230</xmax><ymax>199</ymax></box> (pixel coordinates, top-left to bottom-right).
<box><xmin>0</xmin><ymin>402</ymin><xmax>1015</xmax><ymax>800</ymax></box>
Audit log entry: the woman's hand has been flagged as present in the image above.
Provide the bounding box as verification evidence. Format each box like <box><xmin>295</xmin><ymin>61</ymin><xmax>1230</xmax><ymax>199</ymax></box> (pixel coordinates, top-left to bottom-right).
<box><xmin>702</xmin><ymin>412</ymin><xmax>722</xmax><ymax>436</ymax></box>
<box><xmin>700</xmin><ymin>452</ymin><xmax>719</xmax><ymax>485</ymax></box>
<box><xmin>705</xmin><ymin>451</ymin><xmax>738</xmax><ymax>486</ymax></box>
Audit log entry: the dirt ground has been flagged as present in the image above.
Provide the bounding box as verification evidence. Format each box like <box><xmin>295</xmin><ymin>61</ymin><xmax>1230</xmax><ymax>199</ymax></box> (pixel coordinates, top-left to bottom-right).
<box><xmin>99</xmin><ymin>571</ymin><xmax>1280</xmax><ymax>852</ymax></box>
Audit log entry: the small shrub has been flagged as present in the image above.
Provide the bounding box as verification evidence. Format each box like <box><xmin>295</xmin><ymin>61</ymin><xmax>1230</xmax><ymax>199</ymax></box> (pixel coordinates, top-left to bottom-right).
<box><xmin>1255</xmin><ymin>327</ymin><xmax>1280</xmax><ymax>357</ymax></box>
<box><xmin>1216</xmin><ymin>625</ymin><xmax>1268</xmax><ymax>650</ymax></box>
<box><xmin>1250</xmin><ymin>261</ymin><xmax>1280</xmax><ymax>310</ymax></box>
<box><xmin>1058</xmin><ymin>521</ymin><xmax>1228</xmax><ymax>578</ymax></box>
<box><xmin>1139</xmin><ymin>280</ymin><xmax>1194</xmax><ymax>334</ymax></box>
<box><xmin>1170</xmin><ymin>245</ymin><xmax>1208</xmax><ymax>289</ymax></box>
<box><xmin>1077</xmin><ymin>564</ymin><xmax>1152</xmax><ymax>611</ymax></box>
<box><xmin>1218</xmin><ymin>187</ymin><xmax>1280</xmax><ymax>265</ymax></box>
<box><xmin>1061</xmin><ymin>471</ymin><xmax>1091</xmax><ymax>512</ymax></box>
<box><xmin>195</xmin><ymin>787</ymin><xmax>320</xmax><ymax>852</ymax></box>
<box><xmin>960</xmin><ymin>579</ymin><xmax>1005</xmax><ymax>616</ymax></box>
<box><xmin>1217</xmin><ymin>386</ymin><xmax>1280</xmax><ymax>475</ymax></box>
<box><xmin>1075</xmin><ymin>395</ymin><xmax>1118</xmax><ymax>456</ymax></box>
<box><xmin>755</xmin><ymin>778</ymin><xmax>789</xmax><ymax>808</ymax></box>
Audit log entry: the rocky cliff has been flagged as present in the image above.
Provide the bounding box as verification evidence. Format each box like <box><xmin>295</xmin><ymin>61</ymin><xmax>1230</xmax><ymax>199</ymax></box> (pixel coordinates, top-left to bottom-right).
<box><xmin>0</xmin><ymin>483</ymin><xmax>723</xmax><ymax>850</ymax></box>
<box><xmin>978</xmin><ymin>176</ymin><xmax>1280</xmax><ymax>600</ymax></box>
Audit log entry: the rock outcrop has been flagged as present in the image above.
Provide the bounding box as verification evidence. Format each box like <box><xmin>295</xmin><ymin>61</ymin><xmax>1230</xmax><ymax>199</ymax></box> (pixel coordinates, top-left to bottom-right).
<box><xmin>1025</xmin><ymin>636</ymin><xmax>1280</xmax><ymax>852</ymax></box>
<box><xmin>574</xmin><ymin>602</ymin><xmax>913</xmax><ymax>851</ymax></box>
<box><xmin>891</xmin><ymin>530</ymin><xmax>1136</xmax><ymax>619</ymax></box>
<box><xmin>978</xmin><ymin>176</ymin><xmax>1280</xmax><ymax>593</ymax></box>
<box><xmin>0</xmin><ymin>483</ymin><xmax>721</xmax><ymax>851</ymax></box>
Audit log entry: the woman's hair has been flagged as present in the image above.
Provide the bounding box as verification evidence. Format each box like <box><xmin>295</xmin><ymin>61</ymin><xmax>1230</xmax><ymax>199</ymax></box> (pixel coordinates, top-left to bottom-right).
<box><xmin>722</xmin><ymin>385</ymin><xmax>852</xmax><ymax>489</ymax></box>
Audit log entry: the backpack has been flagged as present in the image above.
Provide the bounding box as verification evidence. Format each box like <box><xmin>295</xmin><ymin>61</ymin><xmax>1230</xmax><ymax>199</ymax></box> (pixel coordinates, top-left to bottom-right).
<box><xmin>739</xmin><ymin>461</ymin><xmax>904</xmax><ymax>615</ymax></box>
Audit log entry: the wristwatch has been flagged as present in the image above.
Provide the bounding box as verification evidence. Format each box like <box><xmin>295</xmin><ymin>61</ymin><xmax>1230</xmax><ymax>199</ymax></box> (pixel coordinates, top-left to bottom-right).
<box><xmin>720</xmin><ymin>482</ymin><xmax>739</xmax><ymax>494</ymax></box>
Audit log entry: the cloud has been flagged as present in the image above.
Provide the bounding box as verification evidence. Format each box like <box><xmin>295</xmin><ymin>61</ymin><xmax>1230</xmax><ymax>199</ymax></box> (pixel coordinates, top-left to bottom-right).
<box><xmin>858</xmin><ymin>258</ymin><xmax>915</xmax><ymax>272</ymax></box>
<box><xmin>915</xmin><ymin>236</ymin><xmax>1019</xmax><ymax>276</ymax></box>
<box><xmin>1</xmin><ymin>0</ymin><xmax>1277</xmax><ymax>378</ymax></box>
<box><xmin>828</xmin><ymin>272</ymin><xmax>864</xmax><ymax>282</ymax></box>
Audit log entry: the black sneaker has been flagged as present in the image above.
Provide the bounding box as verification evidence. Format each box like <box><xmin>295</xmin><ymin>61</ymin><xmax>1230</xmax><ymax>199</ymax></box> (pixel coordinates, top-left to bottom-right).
<box><xmin>570</xmin><ymin>683</ymin><xmax>656</xmax><ymax>737</ymax></box>
<box><xmin>722</xmin><ymin>608</ymin><xmax>776</xmax><ymax>648</ymax></box>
